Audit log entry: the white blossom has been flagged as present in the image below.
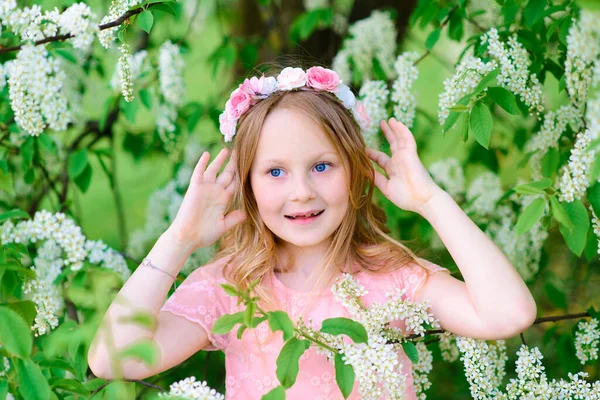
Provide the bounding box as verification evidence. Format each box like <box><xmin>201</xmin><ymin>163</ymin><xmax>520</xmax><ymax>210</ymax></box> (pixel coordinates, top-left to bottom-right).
<box><xmin>335</xmin><ymin>10</ymin><xmax>397</xmax><ymax>83</ymax></box>
<box><xmin>117</xmin><ymin>43</ymin><xmax>134</xmax><ymax>102</ymax></box>
<box><xmin>438</xmin><ymin>55</ymin><xmax>497</xmax><ymax>126</ymax></box>
<box><xmin>98</xmin><ymin>0</ymin><xmax>144</xmax><ymax>49</ymax></box>
<box><xmin>439</xmin><ymin>331</ymin><xmax>459</xmax><ymax>362</ymax></box>
<box><xmin>456</xmin><ymin>336</ymin><xmax>508</xmax><ymax>399</ymax></box>
<box><xmin>481</xmin><ymin>28</ymin><xmax>544</xmax><ymax>114</ymax></box>
<box><xmin>412</xmin><ymin>341</ymin><xmax>433</xmax><ymax>399</ymax></box>
<box><xmin>574</xmin><ymin>318</ymin><xmax>600</xmax><ymax>364</ymax></box>
<box><xmin>391</xmin><ymin>52</ymin><xmax>419</xmax><ymax>128</ymax></box>
<box><xmin>157</xmin><ymin>376</ymin><xmax>224</xmax><ymax>399</ymax></box>
<box><xmin>158</xmin><ymin>41</ymin><xmax>185</xmax><ymax>107</ymax></box>
<box><xmin>111</xmin><ymin>49</ymin><xmax>148</xmax><ymax>91</ymax></box>
<box><xmin>4</xmin><ymin>44</ymin><xmax>71</xmax><ymax>136</ymax></box>
<box><xmin>0</xmin><ymin>357</ymin><xmax>10</xmax><ymax>377</ymax></box>
<box><xmin>358</xmin><ymin>80</ymin><xmax>389</xmax><ymax>148</ymax></box>
<box><xmin>428</xmin><ymin>157</ymin><xmax>465</xmax><ymax>199</ymax></box>
<box><xmin>0</xmin><ymin>210</ymin><xmax>130</xmax><ymax>335</ymax></box>
<box><xmin>56</xmin><ymin>3</ymin><xmax>99</xmax><ymax>52</ymax></box>
<box><xmin>465</xmin><ymin>171</ymin><xmax>504</xmax><ymax>218</ymax></box>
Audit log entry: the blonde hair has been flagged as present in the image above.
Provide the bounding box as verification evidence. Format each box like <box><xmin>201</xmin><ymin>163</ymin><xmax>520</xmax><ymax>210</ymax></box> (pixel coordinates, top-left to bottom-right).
<box><xmin>212</xmin><ymin>84</ymin><xmax>431</xmax><ymax>309</ymax></box>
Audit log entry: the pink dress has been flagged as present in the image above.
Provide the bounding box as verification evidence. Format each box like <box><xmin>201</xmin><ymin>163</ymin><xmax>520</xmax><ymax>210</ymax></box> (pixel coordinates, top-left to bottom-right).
<box><xmin>160</xmin><ymin>257</ymin><xmax>449</xmax><ymax>399</ymax></box>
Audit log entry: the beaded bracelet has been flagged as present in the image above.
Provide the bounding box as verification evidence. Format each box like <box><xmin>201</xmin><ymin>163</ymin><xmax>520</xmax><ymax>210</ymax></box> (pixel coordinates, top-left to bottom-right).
<box><xmin>142</xmin><ymin>257</ymin><xmax>178</xmax><ymax>289</ymax></box>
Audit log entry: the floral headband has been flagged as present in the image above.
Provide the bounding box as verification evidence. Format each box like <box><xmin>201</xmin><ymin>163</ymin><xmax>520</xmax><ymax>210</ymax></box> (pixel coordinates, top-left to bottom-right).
<box><xmin>219</xmin><ymin>66</ymin><xmax>371</xmax><ymax>142</ymax></box>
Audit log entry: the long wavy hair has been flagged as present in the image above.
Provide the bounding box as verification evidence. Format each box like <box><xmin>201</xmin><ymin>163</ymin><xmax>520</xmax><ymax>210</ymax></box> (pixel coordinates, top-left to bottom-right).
<box><xmin>212</xmin><ymin>84</ymin><xmax>431</xmax><ymax>309</ymax></box>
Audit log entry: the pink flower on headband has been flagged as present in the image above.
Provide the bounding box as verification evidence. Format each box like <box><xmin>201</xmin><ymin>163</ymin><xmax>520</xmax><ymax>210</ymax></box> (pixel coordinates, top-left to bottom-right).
<box><xmin>225</xmin><ymin>87</ymin><xmax>253</xmax><ymax>119</ymax></box>
<box><xmin>241</xmin><ymin>75</ymin><xmax>277</xmax><ymax>97</ymax></box>
<box><xmin>220</xmin><ymin>111</ymin><xmax>237</xmax><ymax>142</ymax></box>
<box><xmin>353</xmin><ymin>101</ymin><xmax>371</xmax><ymax>131</ymax></box>
<box><xmin>306</xmin><ymin>66</ymin><xmax>341</xmax><ymax>91</ymax></box>
<box><xmin>276</xmin><ymin>67</ymin><xmax>307</xmax><ymax>91</ymax></box>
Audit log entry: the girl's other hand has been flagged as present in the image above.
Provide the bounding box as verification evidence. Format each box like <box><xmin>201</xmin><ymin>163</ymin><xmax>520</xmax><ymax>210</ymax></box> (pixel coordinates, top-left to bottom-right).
<box><xmin>167</xmin><ymin>148</ymin><xmax>247</xmax><ymax>252</ymax></box>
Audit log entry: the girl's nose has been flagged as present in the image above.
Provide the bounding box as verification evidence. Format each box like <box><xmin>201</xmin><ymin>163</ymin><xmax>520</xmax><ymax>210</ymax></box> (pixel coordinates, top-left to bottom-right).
<box><xmin>290</xmin><ymin>174</ymin><xmax>316</xmax><ymax>202</ymax></box>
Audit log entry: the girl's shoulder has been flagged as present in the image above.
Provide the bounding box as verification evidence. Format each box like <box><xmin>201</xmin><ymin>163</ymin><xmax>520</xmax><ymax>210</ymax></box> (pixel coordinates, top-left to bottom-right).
<box><xmin>357</xmin><ymin>257</ymin><xmax>449</xmax><ymax>301</ymax></box>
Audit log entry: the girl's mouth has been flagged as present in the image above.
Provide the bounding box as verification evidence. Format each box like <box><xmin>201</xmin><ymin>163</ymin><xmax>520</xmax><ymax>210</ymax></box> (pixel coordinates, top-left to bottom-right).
<box><xmin>285</xmin><ymin>210</ymin><xmax>324</xmax><ymax>224</ymax></box>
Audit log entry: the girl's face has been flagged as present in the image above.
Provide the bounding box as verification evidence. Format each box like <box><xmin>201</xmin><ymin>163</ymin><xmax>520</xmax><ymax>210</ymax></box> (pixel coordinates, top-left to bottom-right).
<box><xmin>250</xmin><ymin>107</ymin><xmax>350</xmax><ymax>251</ymax></box>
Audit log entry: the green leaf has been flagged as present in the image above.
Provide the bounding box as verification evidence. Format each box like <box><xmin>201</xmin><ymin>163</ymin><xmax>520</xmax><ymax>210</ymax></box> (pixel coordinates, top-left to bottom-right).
<box><xmin>268</xmin><ymin>311</ymin><xmax>295</xmax><ymax>342</ymax></box>
<box><xmin>54</xmin><ymin>48</ymin><xmax>78</xmax><ymax>63</ymax></box>
<box><xmin>118</xmin><ymin>310</ymin><xmax>156</xmax><ymax>330</ymax></box>
<box><xmin>0</xmin><ymin>380</ymin><xmax>7</xmax><ymax>400</ymax></box>
<box><xmin>237</xmin><ymin>324</ymin><xmax>247</xmax><ymax>340</ymax></box>
<box><xmin>588</xmin><ymin>181</ymin><xmax>600</xmax><ymax>218</ymax></box>
<box><xmin>0</xmin><ymin>306</ymin><xmax>32</xmax><ymax>358</ymax></box>
<box><xmin>469</xmin><ymin>102</ymin><xmax>493</xmax><ymax>149</ymax></box>
<box><xmin>334</xmin><ymin>353</ymin><xmax>355</xmax><ymax>399</ymax></box>
<box><xmin>320</xmin><ymin>317</ymin><xmax>368</xmax><ymax>344</ymax></box>
<box><xmin>425</xmin><ymin>28</ymin><xmax>441</xmax><ymax>51</ymax></box>
<box><xmin>38</xmin><ymin>134</ymin><xmax>58</xmax><ymax>156</ymax></box>
<box><xmin>443</xmin><ymin>111</ymin><xmax>461</xmax><ymax>132</ymax></box>
<box><xmin>584</xmin><ymin>227</ymin><xmax>598</xmax><ymax>262</ymax></box>
<box><xmin>487</xmin><ymin>86</ymin><xmax>519</xmax><ymax>115</ymax></box>
<box><xmin>151</xmin><ymin>3</ymin><xmax>176</xmax><ymax>16</ymax></box>
<box><xmin>137</xmin><ymin>10</ymin><xmax>154</xmax><ymax>33</ymax></box>
<box><xmin>220</xmin><ymin>283</ymin><xmax>239</xmax><ymax>297</ymax></box>
<box><xmin>550</xmin><ymin>195</ymin><xmax>574</xmax><ymax>231</ymax></box>
<box><xmin>0</xmin><ymin>209</ymin><xmax>30</xmax><ymax>223</ymax></box>
<box><xmin>459</xmin><ymin>112</ymin><xmax>470</xmax><ymax>143</ymax></box>
<box><xmin>39</xmin><ymin>358</ymin><xmax>77</xmax><ymax>375</ymax></box>
<box><xmin>68</xmin><ymin>149</ymin><xmax>88</xmax><ymax>179</ymax></box>
<box><xmin>559</xmin><ymin>199</ymin><xmax>590</xmax><ymax>257</ymax></box>
<box><xmin>74</xmin><ymin>163</ymin><xmax>93</xmax><ymax>193</ymax></box>
<box><xmin>544</xmin><ymin>282</ymin><xmax>567</xmax><ymax>309</ymax></box>
<box><xmin>514</xmin><ymin>178</ymin><xmax>553</xmax><ymax>195</ymax></box>
<box><xmin>119</xmin><ymin>96</ymin><xmax>138</xmax><ymax>123</ymax></box>
<box><xmin>262</xmin><ymin>385</ymin><xmax>286</xmax><ymax>400</ymax></box>
<box><xmin>276</xmin><ymin>338</ymin><xmax>310</xmax><ymax>388</ymax></box>
<box><xmin>524</xmin><ymin>0</ymin><xmax>546</xmax><ymax>27</ymax></box>
<box><xmin>212</xmin><ymin>311</ymin><xmax>245</xmax><ymax>334</ymax></box>
<box><xmin>6</xmin><ymin>300</ymin><xmax>37</xmax><ymax>327</ymax></box>
<box><xmin>51</xmin><ymin>378</ymin><xmax>91</xmax><ymax>396</ymax></box>
<box><xmin>244</xmin><ymin>301</ymin><xmax>256</xmax><ymax>327</ymax></box>
<box><xmin>118</xmin><ymin>339</ymin><xmax>159</xmax><ymax>366</ymax></box>
<box><xmin>16</xmin><ymin>358</ymin><xmax>51</xmax><ymax>400</ymax></box>
<box><xmin>401</xmin><ymin>341</ymin><xmax>419</xmax><ymax>364</ymax></box>
<box><xmin>515</xmin><ymin>197</ymin><xmax>547</xmax><ymax>236</ymax></box>
<box><xmin>449</xmin><ymin>104</ymin><xmax>469</xmax><ymax>112</ymax></box>
<box><xmin>139</xmin><ymin>88</ymin><xmax>152</xmax><ymax>109</ymax></box>
<box><xmin>472</xmin><ymin>68</ymin><xmax>500</xmax><ymax>94</ymax></box>
<box><xmin>541</xmin><ymin>148</ymin><xmax>559</xmax><ymax>179</ymax></box>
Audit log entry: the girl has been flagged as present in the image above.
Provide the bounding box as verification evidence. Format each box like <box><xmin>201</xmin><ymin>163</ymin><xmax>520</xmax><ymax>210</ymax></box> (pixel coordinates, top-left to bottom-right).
<box><xmin>88</xmin><ymin>66</ymin><xmax>537</xmax><ymax>399</ymax></box>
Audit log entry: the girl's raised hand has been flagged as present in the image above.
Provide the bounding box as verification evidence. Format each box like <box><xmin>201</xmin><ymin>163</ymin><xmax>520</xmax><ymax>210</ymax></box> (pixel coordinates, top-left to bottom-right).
<box><xmin>366</xmin><ymin>118</ymin><xmax>443</xmax><ymax>215</ymax></box>
<box><xmin>168</xmin><ymin>148</ymin><xmax>247</xmax><ymax>251</ymax></box>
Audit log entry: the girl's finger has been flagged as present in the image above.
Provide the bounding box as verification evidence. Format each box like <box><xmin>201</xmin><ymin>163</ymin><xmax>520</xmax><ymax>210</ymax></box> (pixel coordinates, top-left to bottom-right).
<box><xmin>192</xmin><ymin>152</ymin><xmax>210</xmax><ymax>185</ymax></box>
<box><xmin>379</xmin><ymin>120</ymin><xmax>399</xmax><ymax>151</ymax></box>
<box><xmin>366</xmin><ymin>148</ymin><xmax>391</xmax><ymax>174</ymax></box>
<box><xmin>216</xmin><ymin>150</ymin><xmax>236</xmax><ymax>187</ymax></box>
<box><xmin>205</xmin><ymin>148</ymin><xmax>229</xmax><ymax>182</ymax></box>
<box><xmin>372</xmin><ymin>169</ymin><xmax>388</xmax><ymax>193</ymax></box>
<box><xmin>389</xmin><ymin>118</ymin><xmax>417</xmax><ymax>150</ymax></box>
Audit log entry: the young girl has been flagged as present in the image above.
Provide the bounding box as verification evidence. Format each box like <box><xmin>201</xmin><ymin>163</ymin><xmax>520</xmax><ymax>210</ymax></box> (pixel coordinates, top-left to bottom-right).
<box><xmin>88</xmin><ymin>66</ymin><xmax>537</xmax><ymax>399</ymax></box>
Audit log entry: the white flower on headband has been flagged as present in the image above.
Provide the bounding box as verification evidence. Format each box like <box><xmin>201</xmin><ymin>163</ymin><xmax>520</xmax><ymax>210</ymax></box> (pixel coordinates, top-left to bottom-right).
<box><xmin>219</xmin><ymin>66</ymin><xmax>364</xmax><ymax>142</ymax></box>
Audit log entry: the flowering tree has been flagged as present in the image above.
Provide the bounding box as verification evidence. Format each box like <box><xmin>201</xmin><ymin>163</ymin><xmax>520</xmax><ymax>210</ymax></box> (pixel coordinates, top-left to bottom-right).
<box><xmin>1</xmin><ymin>0</ymin><xmax>600</xmax><ymax>399</ymax></box>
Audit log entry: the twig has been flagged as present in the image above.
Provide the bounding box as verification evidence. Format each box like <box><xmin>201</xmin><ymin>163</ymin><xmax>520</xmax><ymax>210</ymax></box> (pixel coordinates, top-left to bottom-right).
<box><xmin>414</xmin><ymin>5</ymin><xmax>458</xmax><ymax>66</ymax></box>
<box><xmin>0</xmin><ymin>3</ymin><xmax>163</xmax><ymax>55</ymax></box>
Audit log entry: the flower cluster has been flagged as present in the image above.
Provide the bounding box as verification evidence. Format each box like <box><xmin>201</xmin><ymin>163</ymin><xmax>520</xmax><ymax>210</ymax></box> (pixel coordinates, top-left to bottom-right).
<box><xmin>437</xmin><ymin>55</ymin><xmax>497</xmax><ymax>126</ymax></box>
<box><xmin>464</xmin><ymin>171</ymin><xmax>504</xmax><ymax>218</ymax></box>
<box><xmin>428</xmin><ymin>157</ymin><xmax>465</xmax><ymax>200</ymax></box>
<box><xmin>157</xmin><ymin>41</ymin><xmax>186</xmax><ymax>153</ymax></box>
<box><xmin>358</xmin><ymin>80</ymin><xmax>389</xmax><ymax>148</ymax></box>
<box><xmin>219</xmin><ymin>66</ymin><xmax>369</xmax><ymax>142</ymax></box>
<box><xmin>564</xmin><ymin>10</ymin><xmax>600</xmax><ymax>111</ymax></box>
<box><xmin>0</xmin><ymin>355</ymin><xmax>10</xmax><ymax>378</ymax></box>
<box><xmin>438</xmin><ymin>331</ymin><xmax>459</xmax><ymax>363</ymax></box>
<box><xmin>98</xmin><ymin>0</ymin><xmax>144</xmax><ymax>49</ymax></box>
<box><xmin>3</xmin><ymin>44</ymin><xmax>71</xmax><ymax>136</ymax></box>
<box><xmin>481</xmin><ymin>28</ymin><xmax>544</xmax><ymax>114</ymax></box>
<box><xmin>326</xmin><ymin>273</ymin><xmax>439</xmax><ymax>398</ymax></box>
<box><xmin>157</xmin><ymin>377</ymin><xmax>224</xmax><ymax>399</ymax></box>
<box><xmin>117</xmin><ymin>44</ymin><xmax>134</xmax><ymax>102</ymax></box>
<box><xmin>332</xmin><ymin>10</ymin><xmax>397</xmax><ymax>83</ymax></box>
<box><xmin>0</xmin><ymin>2</ymin><xmax>98</xmax><ymax>53</ymax></box>
<box><xmin>111</xmin><ymin>49</ymin><xmax>148</xmax><ymax>95</ymax></box>
<box><xmin>0</xmin><ymin>210</ymin><xmax>130</xmax><ymax>335</ymax></box>
<box><xmin>525</xmin><ymin>104</ymin><xmax>582</xmax><ymax>180</ymax></box>
<box><xmin>391</xmin><ymin>52</ymin><xmax>420</xmax><ymax>129</ymax></box>
<box><xmin>504</xmin><ymin>345</ymin><xmax>600</xmax><ymax>399</ymax></box>
<box><xmin>456</xmin><ymin>336</ymin><xmax>508</xmax><ymax>399</ymax></box>
<box><xmin>412</xmin><ymin>341</ymin><xmax>433</xmax><ymax>400</ymax></box>
<box><xmin>574</xmin><ymin>318</ymin><xmax>600</xmax><ymax>364</ymax></box>
<box><xmin>558</xmin><ymin>95</ymin><xmax>600</xmax><ymax>203</ymax></box>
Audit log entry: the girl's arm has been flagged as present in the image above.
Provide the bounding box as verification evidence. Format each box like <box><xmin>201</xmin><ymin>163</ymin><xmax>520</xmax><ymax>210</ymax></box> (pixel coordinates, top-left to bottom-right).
<box><xmin>87</xmin><ymin>230</ymin><xmax>211</xmax><ymax>380</ymax></box>
<box><xmin>414</xmin><ymin>188</ymin><xmax>537</xmax><ymax>339</ymax></box>
<box><xmin>366</xmin><ymin>118</ymin><xmax>536</xmax><ymax>340</ymax></box>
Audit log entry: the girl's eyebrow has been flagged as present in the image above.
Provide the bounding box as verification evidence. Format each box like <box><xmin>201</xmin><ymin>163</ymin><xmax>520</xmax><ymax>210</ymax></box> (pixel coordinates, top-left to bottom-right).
<box><xmin>263</xmin><ymin>151</ymin><xmax>338</xmax><ymax>164</ymax></box>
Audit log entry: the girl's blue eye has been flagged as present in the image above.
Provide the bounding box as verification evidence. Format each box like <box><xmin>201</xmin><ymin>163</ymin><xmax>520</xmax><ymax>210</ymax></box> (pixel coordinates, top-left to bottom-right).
<box><xmin>268</xmin><ymin>162</ymin><xmax>331</xmax><ymax>177</ymax></box>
